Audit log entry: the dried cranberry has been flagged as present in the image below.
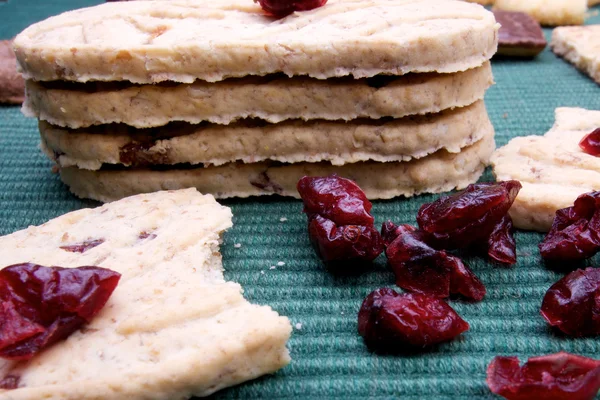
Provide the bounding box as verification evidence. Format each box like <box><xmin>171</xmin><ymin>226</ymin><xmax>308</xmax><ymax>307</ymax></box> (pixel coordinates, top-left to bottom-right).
<box><xmin>0</xmin><ymin>263</ymin><xmax>120</xmax><ymax>360</ymax></box>
<box><xmin>384</xmin><ymin>222</ymin><xmax>486</xmax><ymax>301</ymax></box>
<box><xmin>579</xmin><ymin>128</ymin><xmax>600</xmax><ymax>156</ymax></box>
<box><xmin>417</xmin><ymin>181</ymin><xmax>521</xmax><ymax>250</ymax></box>
<box><xmin>297</xmin><ymin>175</ymin><xmax>383</xmax><ymax>263</ymax></box>
<box><xmin>358</xmin><ymin>288</ymin><xmax>469</xmax><ymax>350</ymax></box>
<box><xmin>540</xmin><ymin>268</ymin><xmax>600</xmax><ymax>336</ymax></box>
<box><xmin>0</xmin><ymin>375</ymin><xmax>19</xmax><ymax>389</ymax></box>
<box><xmin>486</xmin><ymin>215</ymin><xmax>517</xmax><ymax>265</ymax></box>
<box><xmin>254</xmin><ymin>0</ymin><xmax>327</xmax><ymax>18</ymax></box>
<box><xmin>298</xmin><ymin>175</ymin><xmax>373</xmax><ymax>226</ymax></box>
<box><xmin>540</xmin><ymin>191</ymin><xmax>600</xmax><ymax>261</ymax></box>
<box><xmin>308</xmin><ymin>215</ymin><xmax>383</xmax><ymax>262</ymax></box>
<box><xmin>60</xmin><ymin>238</ymin><xmax>104</xmax><ymax>253</ymax></box>
<box><xmin>486</xmin><ymin>352</ymin><xmax>600</xmax><ymax>400</ymax></box>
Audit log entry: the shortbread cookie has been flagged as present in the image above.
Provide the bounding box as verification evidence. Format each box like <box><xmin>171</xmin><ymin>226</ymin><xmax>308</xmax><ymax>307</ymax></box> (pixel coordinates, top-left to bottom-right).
<box><xmin>58</xmin><ymin>129</ymin><xmax>494</xmax><ymax>202</ymax></box>
<box><xmin>0</xmin><ymin>40</ymin><xmax>25</xmax><ymax>104</ymax></box>
<box><xmin>551</xmin><ymin>26</ymin><xmax>600</xmax><ymax>84</ymax></box>
<box><xmin>24</xmin><ymin>62</ymin><xmax>494</xmax><ymax>129</ymax></box>
<box><xmin>13</xmin><ymin>0</ymin><xmax>499</xmax><ymax>83</ymax></box>
<box><xmin>494</xmin><ymin>11</ymin><xmax>546</xmax><ymax>57</ymax></box>
<box><xmin>493</xmin><ymin>0</ymin><xmax>586</xmax><ymax>26</ymax></box>
<box><xmin>465</xmin><ymin>0</ymin><xmax>494</xmax><ymax>5</ymax></box>
<box><xmin>40</xmin><ymin>100</ymin><xmax>493</xmax><ymax>170</ymax></box>
<box><xmin>491</xmin><ymin>107</ymin><xmax>600</xmax><ymax>232</ymax></box>
<box><xmin>0</xmin><ymin>189</ymin><xmax>292</xmax><ymax>399</ymax></box>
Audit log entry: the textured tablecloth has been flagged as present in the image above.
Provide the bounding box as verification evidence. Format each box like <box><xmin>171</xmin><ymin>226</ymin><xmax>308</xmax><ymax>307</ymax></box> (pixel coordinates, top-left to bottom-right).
<box><xmin>1</xmin><ymin>1</ymin><xmax>600</xmax><ymax>399</ymax></box>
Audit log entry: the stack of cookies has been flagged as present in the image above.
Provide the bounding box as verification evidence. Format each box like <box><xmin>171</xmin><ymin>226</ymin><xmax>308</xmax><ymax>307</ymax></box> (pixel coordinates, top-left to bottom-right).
<box><xmin>14</xmin><ymin>0</ymin><xmax>499</xmax><ymax>202</ymax></box>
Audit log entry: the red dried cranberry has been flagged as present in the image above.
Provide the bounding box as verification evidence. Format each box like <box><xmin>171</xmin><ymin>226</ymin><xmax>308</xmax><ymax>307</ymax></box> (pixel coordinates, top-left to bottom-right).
<box><xmin>298</xmin><ymin>175</ymin><xmax>373</xmax><ymax>226</ymax></box>
<box><xmin>0</xmin><ymin>263</ymin><xmax>120</xmax><ymax>360</ymax></box>
<box><xmin>0</xmin><ymin>374</ymin><xmax>19</xmax><ymax>389</ymax></box>
<box><xmin>60</xmin><ymin>238</ymin><xmax>104</xmax><ymax>253</ymax></box>
<box><xmin>254</xmin><ymin>0</ymin><xmax>327</xmax><ymax>18</ymax></box>
<box><xmin>579</xmin><ymin>128</ymin><xmax>600</xmax><ymax>156</ymax></box>
<box><xmin>486</xmin><ymin>215</ymin><xmax>517</xmax><ymax>265</ymax></box>
<box><xmin>417</xmin><ymin>181</ymin><xmax>521</xmax><ymax>250</ymax></box>
<box><xmin>384</xmin><ymin>222</ymin><xmax>486</xmax><ymax>301</ymax></box>
<box><xmin>540</xmin><ymin>191</ymin><xmax>600</xmax><ymax>261</ymax></box>
<box><xmin>358</xmin><ymin>288</ymin><xmax>469</xmax><ymax>350</ymax></box>
<box><xmin>486</xmin><ymin>352</ymin><xmax>600</xmax><ymax>400</ymax></box>
<box><xmin>540</xmin><ymin>268</ymin><xmax>600</xmax><ymax>336</ymax></box>
<box><xmin>297</xmin><ymin>175</ymin><xmax>383</xmax><ymax>263</ymax></box>
<box><xmin>308</xmin><ymin>215</ymin><xmax>383</xmax><ymax>262</ymax></box>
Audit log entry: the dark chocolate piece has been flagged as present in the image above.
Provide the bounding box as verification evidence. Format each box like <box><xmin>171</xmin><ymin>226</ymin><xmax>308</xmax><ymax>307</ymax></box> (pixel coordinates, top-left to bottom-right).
<box><xmin>494</xmin><ymin>10</ymin><xmax>547</xmax><ymax>57</ymax></box>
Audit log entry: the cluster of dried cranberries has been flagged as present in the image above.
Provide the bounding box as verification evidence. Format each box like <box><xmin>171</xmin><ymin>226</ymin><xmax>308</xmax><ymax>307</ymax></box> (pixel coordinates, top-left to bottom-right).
<box><xmin>297</xmin><ymin>175</ymin><xmax>383</xmax><ymax>263</ymax></box>
<box><xmin>579</xmin><ymin>128</ymin><xmax>600</xmax><ymax>156</ymax></box>
<box><xmin>0</xmin><ymin>263</ymin><xmax>120</xmax><ymax>360</ymax></box>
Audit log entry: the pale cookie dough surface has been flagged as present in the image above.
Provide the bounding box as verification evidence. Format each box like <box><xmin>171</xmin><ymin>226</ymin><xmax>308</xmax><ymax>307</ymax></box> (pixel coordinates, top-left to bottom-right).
<box><xmin>40</xmin><ymin>100</ymin><xmax>492</xmax><ymax>170</ymax></box>
<box><xmin>491</xmin><ymin>107</ymin><xmax>600</xmax><ymax>232</ymax></box>
<box><xmin>23</xmin><ymin>62</ymin><xmax>494</xmax><ymax>129</ymax></box>
<box><xmin>493</xmin><ymin>0</ymin><xmax>586</xmax><ymax>26</ymax></box>
<box><xmin>551</xmin><ymin>26</ymin><xmax>600</xmax><ymax>85</ymax></box>
<box><xmin>13</xmin><ymin>0</ymin><xmax>499</xmax><ymax>83</ymax></box>
<box><xmin>464</xmin><ymin>0</ymin><xmax>494</xmax><ymax>5</ymax></box>
<box><xmin>58</xmin><ymin>128</ymin><xmax>495</xmax><ymax>202</ymax></box>
<box><xmin>0</xmin><ymin>189</ymin><xmax>292</xmax><ymax>400</ymax></box>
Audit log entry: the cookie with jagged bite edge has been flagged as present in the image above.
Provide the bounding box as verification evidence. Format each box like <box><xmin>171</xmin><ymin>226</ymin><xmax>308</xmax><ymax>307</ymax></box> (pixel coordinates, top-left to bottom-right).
<box><xmin>57</xmin><ymin>128</ymin><xmax>495</xmax><ymax>203</ymax></box>
<box><xmin>491</xmin><ymin>108</ymin><xmax>600</xmax><ymax>232</ymax></box>
<box><xmin>13</xmin><ymin>0</ymin><xmax>499</xmax><ymax>83</ymax></box>
<box><xmin>493</xmin><ymin>0</ymin><xmax>586</xmax><ymax>26</ymax></box>
<box><xmin>551</xmin><ymin>26</ymin><xmax>600</xmax><ymax>85</ymax></box>
<box><xmin>0</xmin><ymin>189</ymin><xmax>292</xmax><ymax>399</ymax></box>
<box><xmin>23</xmin><ymin>62</ymin><xmax>494</xmax><ymax>129</ymax></box>
<box><xmin>494</xmin><ymin>11</ymin><xmax>546</xmax><ymax>57</ymax></box>
<box><xmin>0</xmin><ymin>40</ymin><xmax>24</xmax><ymax>104</ymax></box>
<box><xmin>39</xmin><ymin>100</ymin><xmax>493</xmax><ymax>170</ymax></box>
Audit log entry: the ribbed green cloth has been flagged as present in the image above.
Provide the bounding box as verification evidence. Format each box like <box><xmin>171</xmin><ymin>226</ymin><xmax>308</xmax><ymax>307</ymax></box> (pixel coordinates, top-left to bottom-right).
<box><xmin>1</xmin><ymin>1</ymin><xmax>600</xmax><ymax>398</ymax></box>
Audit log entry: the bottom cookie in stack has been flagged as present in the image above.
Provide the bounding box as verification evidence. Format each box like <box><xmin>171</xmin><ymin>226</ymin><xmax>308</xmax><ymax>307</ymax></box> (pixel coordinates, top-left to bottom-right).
<box><xmin>40</xmin><ymin>100</ymin><xmax>495</xmax><ymax>202</ymax></box>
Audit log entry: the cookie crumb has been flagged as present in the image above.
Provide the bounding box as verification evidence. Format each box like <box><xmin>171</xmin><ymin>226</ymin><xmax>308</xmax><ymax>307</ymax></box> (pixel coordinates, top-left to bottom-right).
<box><xmin>279</xmin><ymin>217</ymin><xmax>288</xmax><ymax>222</ymax></box>
<box><xmin>234</xmin><ymin>243</ymin><xmax>242</xmax><ymax>248</ymax></box>
<box><xmin>269</xmin><ymin>266</ymin><xmax>276</xmax><ymax>270</ymax></box>
<box><xmin>261</xmin><ymin>270</ymin><xmax>265</xmax><ymax>274</ymax></box>
<box><xmin>295</xmin><ymin>323</ymin><xmax>302</xmax><ymax>330</ymax></box>
<box><xmin>277</xmin><ymin>261</ymin><xmax>285</xmax><ymax>266</ymax></box>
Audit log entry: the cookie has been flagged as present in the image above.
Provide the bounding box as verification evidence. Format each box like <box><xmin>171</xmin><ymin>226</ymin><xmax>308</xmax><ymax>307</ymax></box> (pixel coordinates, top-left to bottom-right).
<box><xmin>591</xmin><ymin>0</ymin><xmax>600</xmax><ymax>6</ymax></box>
<box><xmin>13</xmin><ymin>0</ymin><xmax>499</xmax><ymax>83</ymax></box>
<box><xmin>494</xmin><ymin>11</ymin><xmax>546</xmax><ymax>57</ymax></box>
<box><xmin>23</xmin><ymin>62</ymin><xmax>494</xmax><ymax>129</ymax></box>
<box><xmin>0</xmin><ymin>40</ymin><xmax>25</xmax><ymax>104</ymax></box>
<box><xmin>551</xmin><ymin>26</ymin><xmax>600</xmax><ymax>85</ymax></box>
<box><xmin>40</xmin><ymin>100</ymin><xmax>493</xmax><ymax>170</ymax></box>
<box><xmin>0</xmin><ymin>189</ymin><xmax>292</xmax><ymax>399</ymax></box>
<box><xmin>491</xmin><ymin>107</ymin><xmax>600</xmax><ymax>232</ymax></box>
<box><xmin>493</xmin><ymin>0</ymin><xmax>586</xmax><ymax>26</ymax></box>
<box><xmin>464</xmin><ymin>0</ymin><xmax>494</xmax><ymax>5</ymax></box>
<box><xmin>57</xmin><ymin>128</ymin><xmax>494</xmax><ymax>202</ymax></box>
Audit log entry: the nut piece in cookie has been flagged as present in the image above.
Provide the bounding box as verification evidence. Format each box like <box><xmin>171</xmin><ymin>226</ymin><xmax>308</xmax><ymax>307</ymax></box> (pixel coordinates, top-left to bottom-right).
<box><xmin>493</xmin><ymin>0</ymin><xmax>586</xmax><ymax>26</ymax></box>
<box><xmin>551</xmin><ymin>26</ymin><xmax>600</xmax><ymax>85</ymax></box>
<box><xmin>0</xmin><ymin>40</ymin><xmax>25</xmax><ymax>104</ymax></box>
<box><xmin>494</xmin><ymin>11</ymin><xmax>546</xmax><ymax>57</ymax></box>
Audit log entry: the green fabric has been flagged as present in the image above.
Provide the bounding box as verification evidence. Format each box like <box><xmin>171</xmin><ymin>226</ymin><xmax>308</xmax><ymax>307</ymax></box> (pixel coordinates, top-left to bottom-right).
<box><xmin>1</xmin><ymin>1</ymin><xmax>600</xmax><ymax>398</ymax></box>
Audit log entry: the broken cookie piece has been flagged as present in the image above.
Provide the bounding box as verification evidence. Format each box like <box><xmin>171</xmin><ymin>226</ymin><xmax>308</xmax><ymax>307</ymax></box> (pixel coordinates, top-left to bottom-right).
<box><xmin>493</xmin><ymin>0</ymin><xmax>587</xmax><ymax>26</ymax></box>
<box><xmin>0</xmin><ymin>40</ymin><xmax>25</xmax><ymax>104</ymax></box>
<box><xmin>551</xmin><ymin>26</ymin><xmax>600</xmax><ymax>85</ymax></box>
<box><xmin>494</xmin><ymin>11</ymin><xmax>546</xmax><ymax>57</ymax></box>
<box><xmin>0</xmin><ymin>189</ymin><xmax>292</xmax><ymax>399</ymax></box>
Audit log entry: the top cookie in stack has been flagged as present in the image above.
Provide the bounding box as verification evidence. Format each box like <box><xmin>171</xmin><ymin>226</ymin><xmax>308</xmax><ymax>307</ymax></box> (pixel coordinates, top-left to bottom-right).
<box><xmin>15</xmin><ymin>0</ymin><xmax>499</xmax><ymax>202</ymax></box>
